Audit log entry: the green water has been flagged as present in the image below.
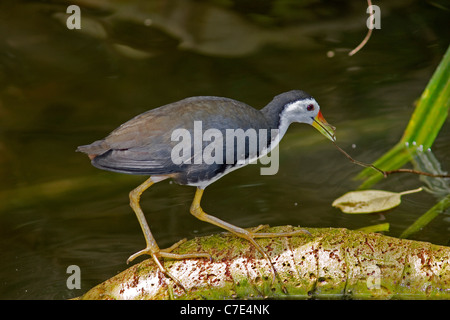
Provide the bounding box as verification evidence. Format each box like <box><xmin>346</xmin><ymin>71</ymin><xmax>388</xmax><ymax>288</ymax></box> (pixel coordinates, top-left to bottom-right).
<box><xmin>0</xmin><ymin>0</ymin><xmax>448</xmax><ymax>299</ymax></box>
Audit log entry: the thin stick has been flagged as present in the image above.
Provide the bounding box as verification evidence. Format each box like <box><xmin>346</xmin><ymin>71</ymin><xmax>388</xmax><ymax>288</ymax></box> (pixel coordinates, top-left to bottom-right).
<box><xmin>384</xmin><ymin>168</ymin><xmax>450</xmax><ymax>178</ymax></box>
<box><xmin>331</xmin><ymin>140</ymin><xmax>450</xmax><ymax>179</ymax></box>
<box><xmin>331</xmin><ymin>140</ymin><xmax>387</xmax><ymax>177</ymax></box>
<box><xmin>349</xmin><ymin>0</ymin><xmax>373</xmax><ymax>56</ymax></box>
<box><xmin>313</xmin><ymin>111</ymin><xmax>449</xmax><ymax>179</ymax></box>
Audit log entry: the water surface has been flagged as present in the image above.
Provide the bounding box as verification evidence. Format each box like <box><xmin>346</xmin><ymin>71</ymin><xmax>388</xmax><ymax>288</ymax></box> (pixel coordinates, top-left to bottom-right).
<box><xmin>0</xmin><ymin>0</ymin><xmax>448</xmax><ymax>299</ymax></box>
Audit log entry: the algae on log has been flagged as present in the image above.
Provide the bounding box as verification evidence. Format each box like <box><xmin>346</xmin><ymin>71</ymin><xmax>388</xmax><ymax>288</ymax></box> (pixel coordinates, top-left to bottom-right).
<box><xmin>79</xmin><ymin>226</ymin><xmax>450</xmax><ymax>300</ymax></box>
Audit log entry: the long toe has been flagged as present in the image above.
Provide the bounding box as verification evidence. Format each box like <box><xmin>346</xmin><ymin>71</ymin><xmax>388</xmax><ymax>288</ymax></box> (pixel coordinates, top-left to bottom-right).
<box><xmin>127</xmin><ymin>244</ymin><xmax>211</xmax><ymax>264</ymax></box>
<box><xmin>160</xmin><ymin>239</ymin><xmax>212</xmax><ymax>261</ymax></box>
<box><xmin>127</xmin><ymin>248</ymin><xmax>153</xmax><ymax>264</ymax></box>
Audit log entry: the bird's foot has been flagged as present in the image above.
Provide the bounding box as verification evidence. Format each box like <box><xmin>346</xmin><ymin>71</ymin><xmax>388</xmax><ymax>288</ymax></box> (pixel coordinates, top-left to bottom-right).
<box><xmin>126</xmin><ymin>239</ymin><xmax>212</xmax><ymax>291</ymax></box>
<box><xmin>127</xmin><ymin>238</ymin><xmax>211</xmax><ymax>264</ymax></box>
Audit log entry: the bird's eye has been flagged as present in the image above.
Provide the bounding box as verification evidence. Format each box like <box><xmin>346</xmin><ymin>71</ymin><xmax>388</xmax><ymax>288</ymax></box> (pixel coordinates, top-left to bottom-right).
<box><xmin>307</xmin><ymin>104</ymin><xmax>314</xmax><ymax>111</ymax></box>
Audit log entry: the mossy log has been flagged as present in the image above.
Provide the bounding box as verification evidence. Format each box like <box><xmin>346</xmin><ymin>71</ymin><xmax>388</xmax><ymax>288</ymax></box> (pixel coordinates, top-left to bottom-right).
<box><xmin>79</xmin><ymin>226</ymin><xmax>450</xmax><ymax>300</ymax></box>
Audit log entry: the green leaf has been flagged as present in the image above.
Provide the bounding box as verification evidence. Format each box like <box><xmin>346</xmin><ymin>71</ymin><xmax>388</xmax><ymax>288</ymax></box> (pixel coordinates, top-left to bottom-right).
<box><xmin>356</xmin><ymin>223</ymin><xmax>390</xmax><ymax>233</ymax></box>
<box><xmin>356</xmin><ymin>45</ymin><xmax>450</xmax><ymax>189</ymax></box>
<box><xmin>400</xmin><ymin>193</ymin><xmax>450</xmax><ymax>239</ymax></box>
<box><xmin>332</xmin><ymin>188</ymin><xmax>423</xmax><ymax>214</ymax></box>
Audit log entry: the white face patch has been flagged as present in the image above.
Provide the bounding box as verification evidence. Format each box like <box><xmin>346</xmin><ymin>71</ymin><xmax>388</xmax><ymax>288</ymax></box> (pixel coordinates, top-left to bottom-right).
<box><xmin>283</xmin><ymin>98</ymin><xmax>318</xmax><ymax>117</ymax></box>
<box><xmin>278</xmin><ymin>98</ymin><xmax>319</xmax><ymax>139</ymax></box>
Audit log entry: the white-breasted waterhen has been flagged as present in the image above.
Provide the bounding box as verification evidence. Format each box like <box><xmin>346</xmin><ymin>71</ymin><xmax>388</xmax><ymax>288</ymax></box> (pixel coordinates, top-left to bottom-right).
<box><xmin>77</xmin><ymin>90</ymin><xmax>336</xmax><ymax>287</ymax></box>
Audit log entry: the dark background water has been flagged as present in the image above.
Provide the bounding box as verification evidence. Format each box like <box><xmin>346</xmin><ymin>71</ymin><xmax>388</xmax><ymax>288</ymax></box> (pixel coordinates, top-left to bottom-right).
<box><xmin>0</xmin><ymin>0</ymin><xmax>448</xmax><ymax>299</ymax></box>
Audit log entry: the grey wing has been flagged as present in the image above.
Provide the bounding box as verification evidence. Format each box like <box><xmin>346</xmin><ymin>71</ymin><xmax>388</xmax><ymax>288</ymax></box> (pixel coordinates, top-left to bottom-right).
<box><xmin>90</xmin><ymin>146</ymin><xmax>181</xmax><ymax>175</ymax></box>
<box><xmin>77</xmin><ymin>110</ymin><xmax>183</xmax><ymax>175</ymax></box>
<box><xmin>77</xmin><ymin>135</ymin><xmax>183</xmax><ymax>175</ymax></box>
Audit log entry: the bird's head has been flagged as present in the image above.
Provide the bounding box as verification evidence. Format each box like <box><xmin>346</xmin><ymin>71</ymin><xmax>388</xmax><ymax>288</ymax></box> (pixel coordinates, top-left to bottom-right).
<box><xmin>277</xmin><ymin>91</ymin><xmax>336</xmax><ymax>141</ymax></box>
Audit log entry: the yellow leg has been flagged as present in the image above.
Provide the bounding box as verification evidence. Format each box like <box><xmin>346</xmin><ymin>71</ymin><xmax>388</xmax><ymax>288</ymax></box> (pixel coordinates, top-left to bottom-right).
<box><xmin>127</xmin><ymin>177</ymin><xmax>210</xmax><ymax>289</ymax></box>
<box><xmin>189</xmin><ymin>187</ymin><xmax>309</xmax><ymax>283</ymax></box>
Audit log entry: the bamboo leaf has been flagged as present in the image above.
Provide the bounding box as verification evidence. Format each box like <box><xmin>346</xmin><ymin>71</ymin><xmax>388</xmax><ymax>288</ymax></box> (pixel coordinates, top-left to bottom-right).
<box><xmin>398</xmin><ymin>148</ymin><xmax>450</xmax><ymax>238</ymax></box>
<box><xmin>332</xmin><ymin>188</ymin><xmax>423</xmax><ymax>214</ymax></box>
<box><xmin>412</xmin><ymin>147</ymin><xmax>450</xmax><ymax>198</ymax></box>
<box><xmin>356</xmin><ymin>45</ymin><xmax>450</xmax><ymax>188</ymax></box>
<box><xmin>400</xmin><ymin>194</ymin><xmax>450</xmax><ymax>239</ymax></box>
